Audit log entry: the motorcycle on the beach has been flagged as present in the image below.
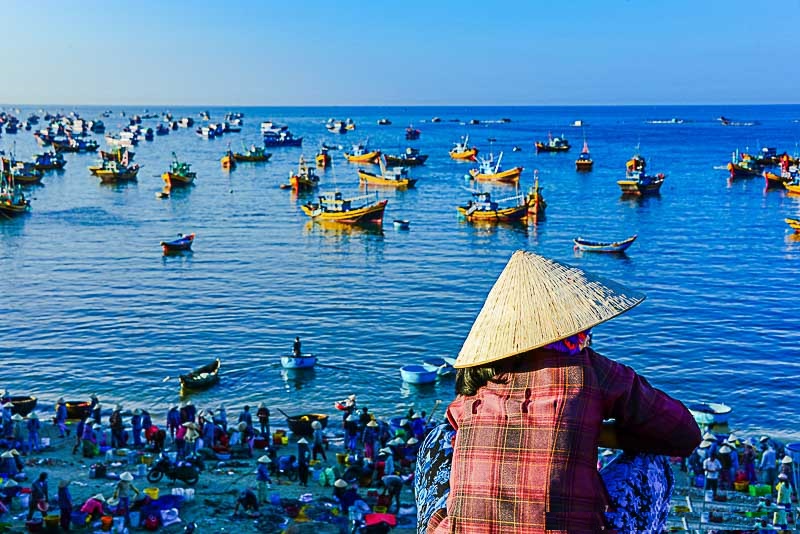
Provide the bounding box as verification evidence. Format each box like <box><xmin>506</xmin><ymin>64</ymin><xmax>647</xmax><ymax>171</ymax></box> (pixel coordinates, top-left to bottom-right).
<box><xmin>146</xmin><ymin>453</ymin><xmax>200</xmax><ymax>485</ymax></box>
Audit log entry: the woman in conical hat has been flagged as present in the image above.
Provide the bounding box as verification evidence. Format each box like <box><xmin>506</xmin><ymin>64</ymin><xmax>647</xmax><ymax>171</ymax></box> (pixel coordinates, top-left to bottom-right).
<box><xmin>417</xmin><ymin>251</ymin><xmax>701</xmax><ymax>534</ymax></box>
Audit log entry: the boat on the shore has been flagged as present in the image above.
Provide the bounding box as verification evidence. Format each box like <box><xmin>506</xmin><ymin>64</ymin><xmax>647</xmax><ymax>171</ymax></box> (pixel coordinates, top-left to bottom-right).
<box><xmin>526</xmin><ymin>170</ymin><xmax>546</xmax><ymax>221</ymax></box>
<box><xmin>535</xmin><ymin>133</ymin><xmax>571</xmax><ymax>153</ymax></box>
<box><xmin>468</xmin><ymin>152</ymin><xmax>523</xmax><ymax>184</ymax></box>
<box><xmin>65</xmin><ymin>401</ymin><xmax>92</xmax><ymax>420</ymax></box>
<box><xmin>283</xmin><ymin>411</ymin><xmax>328</xmax><ymax>436</ymax></box>
<box><xmin>8</xmin><ymin>396</ymin><xmax>37</xmax><ymax>417</ymax></box>
<box><xmin>160</xmin><ymin>233</ymin><xmax>195</xmax><ymax>254</ymax></box>
<box><xmin>383</xmin><ymin>147</ymin><xmax>428</xmax><ymax>167</ymax></box>
<box><xmin>617</xmin><ymin>153</ymin><xmax>665</xmax><ymax>196</ymax></box>
<box><xmin>449</xmin><ymin>135</ymin><xmax>478</xmax><ymax>161</ymax></box>
<box><xmin>785</xmin><ymin>218</ymin><xmax>800</xmax><ymax>232</ymax></box>
<box><xmin>301</xmin><ymin>190</ymin><xmax>388</xmax><ymax>225</ymax></box>
<box><xmin>688</xmin><ymin>402</ymin><xmax>732</xmax><ymax>426</ymax></box>
<box><xmin>32</xmin><ymin>151</ymin><xmax>66</xmax><ymax>171</ymax></box>
<box><xmin>179</xmin><ymin>358</ymin><xmax>221</xmax><ymax>392</ymax></box>
<box><xmin>457</xmin><ymin>190</ymin><xmax>527</xmax><ymax>222</ymax></box>
<box><xmin>232</xmin><ymin>145</ymin><xmax>271</xmax><ymax>162</ymax></box>
<box><xmin>357</xmin><ymin>159</ymin><xmax>417</xmax><ymax>189</ymax></box>
<box><xmin>162</xmin><ymin>153</ymin><xmax>196</xmax><ymax>187</ymax></box>
<box><xmin>344</xmin><ymin>141</ymin><xmax>380</xmax><ymax>164</ymax></box>
<box><xmin>575</xmin><ymin>140</ymin><xmax>593</xmax><ymax>171</ymax></box>
<box><xmin>280</xmin><ymin>354</ymin><xmax>316</xmax><ymax>369</ymax></box>
<box><xmin>574</xmin><ymin>235</ymin><xmax>637</xmax><ymax>253</ymax></box>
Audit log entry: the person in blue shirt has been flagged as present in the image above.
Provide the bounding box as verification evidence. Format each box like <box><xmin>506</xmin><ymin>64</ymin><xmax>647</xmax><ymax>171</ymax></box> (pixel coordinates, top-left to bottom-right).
<box><xmin>238</xmin><ymin>406</ymin><xmax>253</xmax><ymax>428</ymax></box>
<box><xmin>166</xmin><ymin>405</ymin><xmax>180</xmax><ymax>441</ymax></box>
<box><xmin>1</xmin><ymin>402</ymin><xmax>12</xmax><ymax>438</ymax></box>
<box><xmin>216</xmin><ymin>405</ymin><xmax>228</xmax><ymax>432</ymax></box>
<box><xmin>256</xmin><ymin>456</ymin><xmax>272</xmax><ymax>504</ymax></box>
<box><xmin>131</xmin><ymin>409</ymin><xmax>142</xmax><ymax>449</ymax></box>
<box><xmin>27</xmin><ymin>413</ymin><xmax>41</xmax><ymax>452</ymax></box>
<box><xmin>55</xmin><ymin>399</ymin><xmax>68</xmax><ymax>438</ymax></box>
<box><xmin>58</xmin><ymin>479</ymin><xmax>72</xmax><ymax>531</ymax></box>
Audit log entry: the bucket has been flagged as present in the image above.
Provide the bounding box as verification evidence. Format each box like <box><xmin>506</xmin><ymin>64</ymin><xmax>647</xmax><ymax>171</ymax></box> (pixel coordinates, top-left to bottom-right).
<box><xmin>19</xmin><ymin>493</ymin><xmax>30</xmax><ymax>509</ymax></box>
<box><xmin>113</xmin><ymin>516</ymin><xmax>125</xmax><ymax>532</ymax></box>
<box><xmin>143</xmin><ymin>487</ymin><xmax>159</xmax><ymax>500</ymax></box>
<box><xmin>184</xmin><ymin>488</ymin><xmax>194</xmax><ymax>502</ymax></box>
<box><xmin>787</xmin><ymin>442</ymin><xmax>800</xmax><ymax>494</ymax></box>
<box><xmin>43</xmin><ymin>514</ymin><xmax>60</xmax><ymax>529</ymax></box>
<box><xmin>129</xmin><ymin>511</ymin><xmax>140</xmax><ymax>528</ymax></box>
<box><xmin>281</xmin><ymin>436</ymin><xmax>289</xmax><ymax>445</ymax></box>
<box><xmin>100</xmin><ymin>515</ymin><xmax>113</xmax><ymax>531</ymax></box>
<box><xmin>40</xmin><ymin>437</ymin><xmax>50</xmax><ymax>448</ymax></box>
<box><xmin>171</xmin><ymin>488</ymin><xmax>185</xmax><ymax>498</ymax></box>
<box><xmin>137</xmin><ymin>464</ymin><xmax>146</xmax><ymax>477</ymax></box>
<box><xmin>141</xmin><ymin>454</ymin><xmax>153</xmax><ymax>465</ymax></box>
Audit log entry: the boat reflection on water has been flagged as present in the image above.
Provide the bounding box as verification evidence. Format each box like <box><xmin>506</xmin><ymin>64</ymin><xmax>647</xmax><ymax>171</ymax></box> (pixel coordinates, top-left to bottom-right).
<box><xmin>281</xmin><ymin>368</ymin><xmax>317</xmax><ymax>392</ymax></box>
<box><xmin>303</xmin><ymin>219</ymin><xmax>385</xmax><ymax>238</ymax></box>
<box><xmin>161</xmin><ymin>249</ymin><xmax>193</xmax><ymax>264</ymax></box>
<box><xmin>619</xmin><ymin>192</ymin><xmax>661</xmax><ymax>207</ymax></box>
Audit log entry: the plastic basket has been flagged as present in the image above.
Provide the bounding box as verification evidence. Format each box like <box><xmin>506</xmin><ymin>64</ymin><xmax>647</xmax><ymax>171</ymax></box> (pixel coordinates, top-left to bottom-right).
<box><xmin>143</xmin><ymin>487</ymin><xmax>159</xmax><ymax>500</ymax></box>
<box><xmin>734</xmin><ymin>481</ymin><xmax>749</xmax><ymax>492</ymax></box>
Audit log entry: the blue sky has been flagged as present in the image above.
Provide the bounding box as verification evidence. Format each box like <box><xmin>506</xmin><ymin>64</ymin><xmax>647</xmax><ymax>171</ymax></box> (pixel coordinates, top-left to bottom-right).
<box><xmin>3</xmin><ymin>0</ymin><xmax>798</xmax><ymax>106</ymax></box>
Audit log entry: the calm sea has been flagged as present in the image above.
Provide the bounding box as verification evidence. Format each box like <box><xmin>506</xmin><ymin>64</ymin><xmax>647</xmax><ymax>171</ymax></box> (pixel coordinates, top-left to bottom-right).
<box><xmin>1</xmin><ymin>105</ymin><xmax>798</xmax><ymax>439</ymax></box>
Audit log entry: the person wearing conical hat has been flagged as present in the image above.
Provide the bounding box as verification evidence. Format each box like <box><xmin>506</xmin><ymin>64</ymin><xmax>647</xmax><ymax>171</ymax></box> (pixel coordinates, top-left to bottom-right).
<box><xmin>256</xmin><ymin>455</ymin><xmax>272</xmax><ymax>503</ymax></box>
<box><xmin>53</xmin><ymin>398</ymin><xmax>69</xmax><ymax>439</ymax></box>
<box><xmin>312</xmin><ymin>419</ymin><xmax>328</xmax><ymax>462</ymax></box>
<box><xmin>297</xmin><ymin>437</ymin><xmax>311</xmax><ymax>487</ymax></box>
<box><xmin>113</xmin><ymin>472</ymin><xmax>139</xmax><ymax>528</ymax></box>
<box><xmin>26</xmin><ymin>412</ymin><xmax>41</xmax><ymax>453</ymax></box>
<box><xmin>759</xmin><ymin>440</ymin><xmax>778</xmax><ymax>491</ymax></box>
<box><xmin>0</xmin><ymin>450</ymin><xmax>18</xmax><ymax>477</ymax></box>
<box><xmin>779</xmin><ymin>455</ymin><xmax>795</xmax><ymax>492</ymax></box>
<box><xmin>80</xmin><ymin>493</ymin><xmax>107</xmax><ymax>521</ymax></box>
<box><xmin>417</xmin><ymin>251</ymin><xmax>701</xmax><ymax>533</ymax></box>
<box><xmin>362</xmin><ymin>419</ymin><xmax>380</xmax><ymax>461</ymax></box>
<box><xmin>166</xmin><ymin>404</ymin><xmax>181</xmax><ymax>441</ymax></box>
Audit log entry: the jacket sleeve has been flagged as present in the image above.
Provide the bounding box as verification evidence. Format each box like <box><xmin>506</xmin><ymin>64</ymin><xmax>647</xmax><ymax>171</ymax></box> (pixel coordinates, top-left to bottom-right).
<box><xmin>592</xmin><ymin>350</ymin><xmax>701</xmax><ymax>456</ymax></box>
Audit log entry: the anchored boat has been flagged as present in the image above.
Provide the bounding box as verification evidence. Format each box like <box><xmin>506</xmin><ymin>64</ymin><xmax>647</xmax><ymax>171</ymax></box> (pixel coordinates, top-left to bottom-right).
<box><xmin>526</xmin><ymin>170</ymin><xmax>546</xmax><ymax>221</ymax></box>
<box><xmin>457</xmin><ymin>191</ymin><xmax>527</xmax><ymax>222</ymax></box>
<box><xmin>573</xmin><ymin>235</ymin><xmax>637</xmax><ymax>253</ymax></box>
<box><xmin>469</xmin><ymin>152</ymin><xmax>523</xmax><ymax>184</ymax></box>
<box><xmin>233</xmin><ymin>144</ymin><xmax>271</xmax><ymax>162</ymax></box>
<box><xmin>301</xmin><ymin>190</ymin><xmax>388</xmax><ymax>225</ymax></box>
<box><xmin>280</xmin><ymin>354</ymin><xmax>316</xmax><ymax>369</ymax></box>
<box><xmin>449</xmin><ymin>135</ymin><xmax>479</xmax><ymax>161</ymax></box>
<box><xmin>344</xmin><ymin>141</ymin><xmax>380</xmax><ymax>164</ymax></box>
<box><xmin>282</xmin><ymin>156</ymin><xmax>320</xmax><ymax>192</ymax></box>
<box><xmin>160</xmin><ymin>233</ymin><xmax>195</xmax><ymax>254</ymax></box>
<box><xmin>535</xmin><ymin>133</ymin><xmax>570</xmax><ymax>153</ymax></box>
<box><xmin>617</xmin><ymin>153</ymin><xmax>665</xmax><ymax>196</ymax></box>
<box><xmin>575</xmin><ymin>140</ymin><xmax>593</xmax><ymax>171</ymax></box>
<box><xmin>384</xmin><ymin>147</ymin><xmax>428</xmax><ymax>167</ymax></box>
<box><xmin>162</xmin><ymin>153</ymin><xmax>196</xmax><ymax>187</ymax></box>
<box><xmin>357</xmin><ymin>158</ymin><xmax>417</xmax><ymax>189</ymax></box>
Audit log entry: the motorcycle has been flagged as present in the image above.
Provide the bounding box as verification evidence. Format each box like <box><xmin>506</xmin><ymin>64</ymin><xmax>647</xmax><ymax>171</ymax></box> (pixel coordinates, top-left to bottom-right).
<box><xmin>146</xmin><ymin>453</ymin><xmax>200</xmax><ymax>485</ymax></box>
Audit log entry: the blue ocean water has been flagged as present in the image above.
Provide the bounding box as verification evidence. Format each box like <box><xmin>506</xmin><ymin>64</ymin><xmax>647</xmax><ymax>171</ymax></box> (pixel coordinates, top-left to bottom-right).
<box><xmin>0</xmin><ymin>105</ymin><xmax>798</xmax><ymax>438</ymax></box>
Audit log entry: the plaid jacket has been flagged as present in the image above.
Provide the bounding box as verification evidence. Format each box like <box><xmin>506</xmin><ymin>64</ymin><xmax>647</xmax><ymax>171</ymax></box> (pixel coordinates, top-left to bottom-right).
<box><xmin>429</xmin><ymin>348</ymin><xmax>700</xmax><ymax>533</ymax></box>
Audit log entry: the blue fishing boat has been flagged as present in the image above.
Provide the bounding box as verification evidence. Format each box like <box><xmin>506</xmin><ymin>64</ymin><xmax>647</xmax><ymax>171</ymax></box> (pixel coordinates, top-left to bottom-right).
<box><xmin>263</xmin><ymin>129</ymin><xmax>302</xmax><ymax>147</ymax></box>
<box><xmin>573</xmin><ymin>235</ymin><xmax>637</xmax><ymax>253</ymax></box>
<box><xmin>160</xmin><ymin>233</ymin><xmax>194</xmax><ymax>254</ymax></box>
<box><xmin>400</xmin><ymin>364</ymin><xmax>438</xmax><ymax>384</ymax></box>
<box><xmin>280</xmin><ymin>354</ymin><xmax>317</xmax><ymax>369</ymax></box>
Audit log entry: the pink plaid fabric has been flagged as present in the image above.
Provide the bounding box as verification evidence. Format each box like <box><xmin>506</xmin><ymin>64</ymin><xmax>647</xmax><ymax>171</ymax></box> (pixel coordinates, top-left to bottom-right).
<box><xmin>429</xmin><ymin>348</ymin><xmax>700</xmax><ymax>533</ymax></box>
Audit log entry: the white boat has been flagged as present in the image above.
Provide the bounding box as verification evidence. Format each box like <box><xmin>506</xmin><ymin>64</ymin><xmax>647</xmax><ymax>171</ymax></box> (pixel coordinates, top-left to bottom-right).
<box><xmin>688</xmin><ymin>402</ymin><xmax>732</xmax><ymax>426</ymax></box>
<box><xmin>280</xmin><ymin>353</ymin><xmax>316</xmax><ymax>369</ymax></box>
<box><xmin>571</xmin><ymin>120</ymin><xmax>584</xmax><ymax>127</ymax></box>
<box><xmin>261</xmin><ymin>121</ymin><xmax>288</xmax><ymax>135</ymax></box>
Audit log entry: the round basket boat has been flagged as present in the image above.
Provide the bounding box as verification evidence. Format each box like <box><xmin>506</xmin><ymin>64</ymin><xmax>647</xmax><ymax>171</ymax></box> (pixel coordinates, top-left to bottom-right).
<box><xmin>688</xmin><ymin>402</ymin><xmax>732</xmax><ymax>426</ymax></box>
<box><xmin>285</xmin><ymin>413</ymin><xmax>328</xmax><ymax>436</ymax></box>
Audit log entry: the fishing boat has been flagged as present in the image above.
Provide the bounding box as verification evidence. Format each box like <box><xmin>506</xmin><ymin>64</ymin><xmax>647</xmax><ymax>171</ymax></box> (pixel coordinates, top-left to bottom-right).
<box><xmin>764</xmin><ymin>170</ymin><xmax>793</xmax><ymax>188</ymax></box>
<box><xmin>160</xmin><ymin>233</ymin><xmax>195</xmax><ymax>254</ymax></box>
<box><xmin>94</xmin><ymin>161</ymin><xmax>140</xmax><ymax>183</ymax></box>
<box><xmin>179</xmin><ymin>358</ymin><xmax>221</xmax><ymax>392</ymax></box>
<box><xmin>232</xmin><ymin>145</ymin><xmax>271</xmax><ymax>162</ymax></box>
<box><xmin>344</xmin><ymin>141</ymin><xmax>380</xmax><ymax>164</ymax></box>
<box><xmin>196</xmin><ymin>126</ymin><xmax>215</xmax><ymax>139</ymax></box>
<box><xmin>283</xmin><ymin>156</ymin><xmax>320</xmax><ymax>192</ymax></box>
<box><xmin>263</xmin><ymin>129</ymin><xmax>302</xmax><ymax>147</ymax></box>
<box><xmin>526</xmin><ymin>170</ymin><xmax>546</xmax><ymax>221</ymax></box>
<box><xmin>617</xmin><ymin>153</ymin><xmax>665</xmax><ymax>195</ymax></box>
<box><xmin>377</xmin><ymin>118</ymin><xmax>391</xmax><ymax>125</ymax></box>
<box><xmin>220</xmin><ymin>149</ymin><xmax>236</xmax><ymax>169</ymax></box>
<box><xmin>155</xmin><ymin>124</ymin><xmax>169</xmax><ymax>136</ymax></box>
<box><xmin>32</xmin><ymin>151</ymin><xmax>66</xmax><ymax>171</ymax></box>
<box><xmin>2</xmin><ymin>158</ymin><xmax>44</xmax><ymax>185</ymax></box>
<box><xmin>99</xmin><ymin>147</ymin><xmax>134</xmax><ymax>164</ymax></box>
<box><xmin>53</xmin><ymin>137</ymin><xmax>99</xmax><ymax>153</ymax></box>
<box><xmin>457</xmin><ymin>191</ymin><xmax>527</xmax><ymax>222</ymax></box>
<box><xmin>449</xmin><ymin>135</ymin><xmax>479</xmax><ymax>161</ymax></box>
<box><xmin>393</xmin><ymin>219</ymin><xmax>410</xmax><ymax>230</ymax></box>
<box><xmin>315</xmin><ymin>146</ymin><xmax>331</xmax><ymax>168</ymax></box>
<box><xmin>280</xmin><ymin>354</ymin><xmax>316</xmax><ymax>369</ymax></box>
<box><xmin>8</xmin><ymin>396</ymin><xmax>37</xmax><ymax>417</ymax></box>
<box><xmin>326</xmin><ymin>119</ymin><xmax>347</xmax><ymax>134</ymax></box>
<box><xmin>357</xmin><ymin>158</ymin><xmax>417</xmax><ymax>189</ymax></box>
<box><xmin>535</xmin><ymin>133</ymin><xmax>571</xmax><ymax>153</ymax></box>
<box><xmin>575</xmin><ymin>140</ymin><xmax>593</xmax><ymax>171</ymax></box>
<box><xmin>65</xmin><ymin>401</ymin><xmax>92</xmax><ymax>420</ymax></box>
<box><xmin>688</xmin><ymin>402</ymin><xmax>732</xmax><ymax>426</ymax></box>
<box><xmin>301</xmin><ymin>190</ymin><xmax>388</xmax><ymax>225</ymax></box>
<box><xmin>283</xmin><ymin>412</ymin><xmax>328</xmax><ymax>435</ymax></box>
<box><xmin>405</xmin><ymin>125</ymin><xmax>421</xmax><ymax>140</ymax></box>
<box><xmin>785</xmin><ymin>218</ymin><xmax>800</xmax><ymax>232</ymax></box>
<box><xmin>727</xmin><ymin>150</ymin><xmax>761</xmax><ymax>178</ymax></box>
<box><xmin>162</xmin><ymin>153</ymin><xmax>196</xmax><ymax>187</ymax></box>
<box><xmin>384</xmin><ymin>147</ymin><xmax>428</xmax><ymax>167</ymax></box>
<box><xmin>468</xmin><ymin>152</ymin><xmax>523</xmax><ymax>184</ymax></box>
<box><xmin>573</xmin><ymin>235</ymin><xmax>637</xmax><ymax>253</ymax></box>
<box><xmin>785</xmin><ymin>178</ymin><xmax>800</xmax><ymax>194</ymax></box>
<box><xmin>0</xmin><ymin>177</ymin><xmax>31</xmax><ymax>217</ymax></box>
<box><xmin>400</xmin><ymin>364</ymin><xmax>438</xmax><ymax>384</ymax></box>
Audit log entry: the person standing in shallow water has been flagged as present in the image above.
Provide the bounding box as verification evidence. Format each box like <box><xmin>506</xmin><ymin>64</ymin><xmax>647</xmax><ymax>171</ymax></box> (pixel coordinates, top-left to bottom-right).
<box><xmin>415</xmin><ymin>251</ymin><xmax>701</xmax><ymax>533</ymax></box>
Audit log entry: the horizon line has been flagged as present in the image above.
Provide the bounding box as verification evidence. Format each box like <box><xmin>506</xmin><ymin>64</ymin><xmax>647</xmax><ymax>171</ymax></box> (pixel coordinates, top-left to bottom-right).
<box><xmin>2</xmin><ymin>102</ymin><xmax>799</xmax><ymax>109</ymax></box>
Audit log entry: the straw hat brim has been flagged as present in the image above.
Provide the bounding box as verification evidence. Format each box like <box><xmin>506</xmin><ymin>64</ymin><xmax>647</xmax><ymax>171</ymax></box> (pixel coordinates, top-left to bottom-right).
<box><xmin>454</xmin><ymin>250</ymin><xmax>645</xmax><ymax>368</ymax></box>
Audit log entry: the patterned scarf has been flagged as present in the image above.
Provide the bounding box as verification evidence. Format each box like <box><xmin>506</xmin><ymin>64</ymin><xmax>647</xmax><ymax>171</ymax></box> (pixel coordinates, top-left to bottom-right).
<box><xmin>543</xmin><ymin>330</ymin><xmax>591</xmax><ymax>355</ymax></box>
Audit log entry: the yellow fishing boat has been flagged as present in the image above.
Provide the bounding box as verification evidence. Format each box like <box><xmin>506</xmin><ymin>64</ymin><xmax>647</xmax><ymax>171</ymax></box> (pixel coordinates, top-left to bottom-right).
<box><xmin>457</xmin><ymin>191</ymin><xmax>527</xmax><ymax>222</ymax></box>
<box><xmin>526</xmin><ymin>170</ymin><xmax>546</xmax><ymax>221</ymax></box>
<box><xmin>785</xmin><ymin>180</ymin><xmax>800</xmax><ymax>194</ymax></box>
<box><xmin>449</xmin><ymin>135</ymin><xmax>479</xmax><ymax>161</ymax></box>
<box><xmin>162</xmin><ymin>152</ymin><xmax>196</xmax><ymax>187</ymax></box>
<box><xmin>315</xmin><ymin>147</ymin><xmax>331</xmax><ymax>168</ymax></box>
<box><xmin>94</xmin><ymin>161</ymin><xmax>140</xmax><ymax>183</ymax></box>
<box><xmin>575</xmin><ymin>140</ymin><xmax>593</xmax><ymax>171</ymax></box>
<box><xmin>785</xmin><ymin>218</ymin><xmax>800</xmax><ymax>232</ymax></box>
<box><xmin>357</xmin><ymin>158</ymin><xmax>417</xmax><ymax>189</ymax></box>
<box><xmin>344</xmin><ymin>141</ymin><xmax>380</xmax><ymax>164</ymax></box>
<box><xmin>282</xmin><ymin>156</ymin><xmax>320</xmax><ymax>192</ymax></box>
<box><xmin>301</xmin><ymin>190</ymin><xmax>388</xmax><ymax>225</ymax></box>
<box><xmin>221</xmin><ymin>149</ymin><xmax>236</xmax><ymax>169</ymax></box>
<box><xmin>468</xmin><ymin>152</ymin><xmax>523</xmax><ymax>184</ymax></box>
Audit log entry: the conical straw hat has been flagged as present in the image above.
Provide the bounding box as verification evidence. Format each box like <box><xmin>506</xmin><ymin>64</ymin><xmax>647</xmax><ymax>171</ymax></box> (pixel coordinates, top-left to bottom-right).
<box><xmin>455</xmin><ymin>250</ymin><xmax>645</xmax><ymax>368</ymax></box>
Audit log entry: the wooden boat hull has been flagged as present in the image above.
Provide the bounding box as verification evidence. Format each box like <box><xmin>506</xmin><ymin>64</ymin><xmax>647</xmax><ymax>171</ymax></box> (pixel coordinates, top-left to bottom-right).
<box><xmin>280</xmin><ymin>354</ymin><xmax>316</xmax><ymax>369</ymax></box>
<box><xmin>9</xmin><ymin>396</ymin><xmax>37</xmax><ymax>417</ymax></box>
<box><xmin>400</xmin><ymin>364</ymin><xmax>438</xmax><ymax>384</ymax></box>
<box><xmin>457</xmin><ymin>204</ymin><xmax>527</xmax><ymax>222</ymax></box>
<box><xmin>688</xmin><ymin>402</ymin><xmax>731</xmax><ymax>426</ymax></box>
<box><xmin>574</xmin><ymin>235</ymin><xmax>637</xmax><ymax>253</ymax></box>
<box><xmin>221</xmin><ymin>155</ymin><xmax>236</xmax><ymax>169</ymax></box>
<box><xmin>764</xmin><ymin>171</ymin><xmax>791</xmax><ymax>188</ymax></box>
<box><xmin>161</xmin><ymin>233</ymin><xmax>195</xmax><ymax>253</ymax></box>
<box><xmin>65</xmin><ymin>401</ymin><xmax>91</xmax><ymax>420</ymax></box>
<box><xmin>162</xmin><ymin>171</ymin><xmax>195</xmax><ymax>187</ymax></box>
<box><xmin>33</xmin><ymin>161</ymin><xmax>65</xmax><ymax>171</ymax></box>
<box><xmin>727</xmin><ymin>162</ymin><xmax>760</xmax><ymax>178</ymax></box>
<box><xmin>357</xmin><ymin>170</ymin><xmax>417</xmax><ymax>189</ymax></box>
<box><xmin>784</xmin><ymin>182</ymin><xmax>800</xmax><ymax>194</ymax></box>
<box><xmin>232</xmin><ymin>153</ymin><xmax>272</xmax><ymax>162</ymax></box>
<box><xmin>301</xmin><ymin>199</ymin><xmax>388</xmax><ymax>225</ymax></box>
<box><xmin>469</xmin><ymin>166</ymin><xmax>523</xmax><ymax>184</ymax></box>
<box><xmin>289</xmin><ymin>174</ymin><xmax>318</xmax><ymax>192</ymax></box>
<box><xmin>0</xmin><ymin>201</ymin><xmax>31</xmax><ymax>216</ymax></box>
<box><xmin>536</xmin><ymin>143</ymin><xmax>570</xmax><ymax>153</ymax></box>
<box><xmin>617</xmin><ymin>176</ymin><xmax>664</xmax><ymax>196</ymax></box>
<box><xmin>786</xmin><ymin>218</ymin><xmax>800</xmax><ymax>232</ymax></box>
<box><xmin>97</xmin><ymin>168</ymin><xmax>139</xmax><ymax>183</ymax></box>
<box><xmin>576</xmin><ymin>160</ymin><xmax>593</xmax><ymax>171</ymax></box>
<box><xmin>450</xmin><ymin>148</ymin><xmax>478</xmax><ymax>161</ymax></box>
<box><xmin>384</xmin><ymin>154</ymin><xmax>428</xmax><ymax>166</ymax></box>
<box><xmin>10</xmin><ymin>173</ymin><xmax>43</xmax><ymax>185</ymax></box>
<box><xmin>285</xmin><ymin>413</ymin><xmax>327</xmax><ymax>435</ymax></box>
<box><xmin>179</xmin><ymin>358</ymin><xmax>221</xmax><ymax>391</ymax></box>
<box><xmin>345</xmin><ymin>151</ymin><xmax>381</xmax><ymax>164</ymax></box>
